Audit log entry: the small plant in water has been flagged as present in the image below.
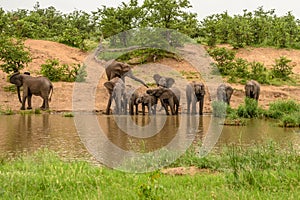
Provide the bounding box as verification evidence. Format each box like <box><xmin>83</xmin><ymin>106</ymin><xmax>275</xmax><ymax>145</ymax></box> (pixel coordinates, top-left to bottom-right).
<box><xmin>63</xmin><ymin>112</ymin><xmax>74</xmax><ymax>117</ymax></box>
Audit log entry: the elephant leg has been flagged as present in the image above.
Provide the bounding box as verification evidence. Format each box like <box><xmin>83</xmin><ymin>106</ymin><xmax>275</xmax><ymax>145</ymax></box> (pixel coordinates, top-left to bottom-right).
<box><xmin>147</xmin><ymin>103</ymin><xmax>152</xmax><ymax>115</ymax></box>
<box><xmin>191</xmin><ymin>99</ymin><xmax>197</xmax><ymax>114</ymax></box>
<box><xmin>187</xmin><ymin>100</ymin><xmax>191</xmax><ymax>114</ymax></box>
<box><xmin>135</xmin><ymin>104</ymin><xmax>139</xmax><ymax>115</ymax></box>
<box><xmin>106</xmin><ymin>96</ymin><xmax>112</xmax><ymax>115</ymax></box>
<box><xmin>129</xmin><ymin>103</ymin><xmax>134</xmax><ymax>115</ymax></box>
<box><xmin>27</xmin><ymin>94</ymin><xmax>32</xmax><ymax>110</ymax></box>
<box><xmin>142</xmin><ymin>104</ymin><xmax>146</xmax><ymax>115</ymax></box>
<box><xmin>161</xmin><ymin>99</ymin><xmax>169</xmax><ymax>115</ymax></box>
<box><xmin>169</xmin><ymin>98</ymin><xmax>176</xmax><ymax>115</ymax></box>
<box><xmin>199</xmin><ymin>97</ymin><xmax>204</xmax><ymax>115</ymax></box>
<box><xmin>153</xmin><ymin>104</ymin><xmax>157</xmax><ymax>115</ymax></box>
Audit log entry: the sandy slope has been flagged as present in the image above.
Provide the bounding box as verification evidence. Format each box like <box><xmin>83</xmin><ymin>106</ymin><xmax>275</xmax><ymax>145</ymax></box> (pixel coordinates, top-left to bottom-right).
<box><xmin>0</xmin><ymin>39</ymin><xmax>299</xmax><ymax>113</ymax></box>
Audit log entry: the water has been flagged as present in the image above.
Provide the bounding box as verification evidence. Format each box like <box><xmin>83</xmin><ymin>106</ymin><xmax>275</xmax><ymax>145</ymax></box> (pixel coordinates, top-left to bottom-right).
<box><xmin>0</xmin><ymin>114</ymin><xmax>299</xmax><ymax>158</ymax></box>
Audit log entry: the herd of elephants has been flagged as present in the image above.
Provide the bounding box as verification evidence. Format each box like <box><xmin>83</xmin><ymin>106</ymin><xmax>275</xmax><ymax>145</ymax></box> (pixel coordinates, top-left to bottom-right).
<box><xmin>8</xmin><ymin>60</ymin><xmax>260</xmax><ymax>115</ymax></box>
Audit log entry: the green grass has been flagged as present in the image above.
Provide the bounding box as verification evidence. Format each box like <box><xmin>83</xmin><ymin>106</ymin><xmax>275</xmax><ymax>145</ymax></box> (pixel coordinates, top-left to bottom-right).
<box><xmin>0</xmin><ymin>143</ymin><xmax>299</xmax><ymax>199</ymax></box>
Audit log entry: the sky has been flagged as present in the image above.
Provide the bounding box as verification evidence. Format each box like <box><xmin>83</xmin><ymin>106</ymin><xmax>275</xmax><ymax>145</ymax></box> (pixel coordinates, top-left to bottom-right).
<box><xmin>1</xmin><ymin>0</ymin><xmax>299</xmax><ymax>21</ymax></box>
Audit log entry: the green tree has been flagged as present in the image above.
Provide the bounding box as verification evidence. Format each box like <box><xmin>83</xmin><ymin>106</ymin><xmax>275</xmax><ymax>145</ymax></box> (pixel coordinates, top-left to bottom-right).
<box><xmin>142</xmin><ymin>0</ymin><xmax>198</xmax><ymax>37</ymax></box>
<box><xmin>97</xmin><ymin>0</ymin><xmax>143</xmax><ymax>47</ymax></box>
<box><xmin>0</xmin><ymin>37</ymin><xmax>32</xmax><ymax>73</ymax></box>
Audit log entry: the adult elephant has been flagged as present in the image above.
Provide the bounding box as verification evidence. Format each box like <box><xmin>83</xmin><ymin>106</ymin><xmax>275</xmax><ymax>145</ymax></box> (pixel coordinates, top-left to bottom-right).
<box><xmin>136</xmin><ymin>93</ymin><xmax>158</xmax><ymax>115</ymax></box>
<box><xmin>216</xmin><ymin>83</ymin><xmax>233</xmax><ymax>105</ymax></box>
<box><xmin>106</xmin><ymin>61</ymin><xmax>148</xmax><ymax>86</ymax></box>
<box><xmin>104</xmin><ymin>77</ymin><xmax>125</xmax><ymax>115</ymax></box>
<box><xmin>146</xmin><ymin>87</ymin><xmax>179</xmax><ymax>115</ymax></box>
<box><xmin>9</xmin><ymin>72</ymin><xmax>53</xmax><ymax>110</ymax></box>
<box><xmin>105</xmin><ymin>61</ymin><xmax>148</xmax><ymax>115</ymax></box>
<box><xmin>245</xmin><ymin>80</ymin><xmax>260</xmax><ymax>101</ymax></box>
<box><xmin>153</xmin><ymin>74</ymin><xmax>175</xmax><ymax>88</ymax></box>
<box><xmin>186</xmin><ymin>81</ymin><xmax>205</xmax><ymax>115</ymax></box>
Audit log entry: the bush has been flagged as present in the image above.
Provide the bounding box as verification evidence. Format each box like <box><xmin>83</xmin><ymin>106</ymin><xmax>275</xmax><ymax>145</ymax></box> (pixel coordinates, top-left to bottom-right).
<box><xmin>207</xmin><ymin>47</ymin><xmax>236</xmax><ymax>75</ymax></box>
<box><xmin>0</xmin><ymin>37</ymin><xmax>32</xmax><ymax>73</ymax></box>
<box><xmin>271</xmin><ymin>56</ymin><xmax>294</xmax><ymax>80</ymax></box>
<box><xmin>237</xmin><ymin>97</ymin><xmax>260</xmax><ymax>118</ymax></box>
<box><xmin>280</xmin><ymin>112</ymin><xmax>300</xmax><ymax>127</ymax></box>
<box><xmin>267</xmin><ymin>99</ymin><xmax>300</xmax><ymax>119</ymax></box>
<box><xmin>212</xmin><ymin>101</ymin><xmax>228</xmax><ymax>117</ymax></box>
<box><xmin>40</xmin><ymin>59</ymin><xmax>87</xmax><ymax>82</ymax></box>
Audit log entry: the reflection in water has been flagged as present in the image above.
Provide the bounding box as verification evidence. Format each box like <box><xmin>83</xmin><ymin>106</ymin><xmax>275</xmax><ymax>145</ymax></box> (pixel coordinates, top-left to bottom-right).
<box><xmin>0</xmin><ymin>114</ymin><xmax>299</xmax><ymax>160</ymax></box>
<box><xmin>0</xmin><ymin>114</ymin><xmax>87</xmax><ymax>158</ymax></box>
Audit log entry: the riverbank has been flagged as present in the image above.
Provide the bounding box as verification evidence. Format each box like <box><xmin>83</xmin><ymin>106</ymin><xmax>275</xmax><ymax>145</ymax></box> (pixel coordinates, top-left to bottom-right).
<box><xmin>0</xmin><ymin>39</ymin><xmax>299</xmax><ymax>113</ymax></box>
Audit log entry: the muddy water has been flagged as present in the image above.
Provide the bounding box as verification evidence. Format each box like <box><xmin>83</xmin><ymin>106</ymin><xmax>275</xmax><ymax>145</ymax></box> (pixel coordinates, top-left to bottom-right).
<box><xmin>0</xmin><ymin>114</ymin><xmax>299</xmax><ymax>158</ymax></box>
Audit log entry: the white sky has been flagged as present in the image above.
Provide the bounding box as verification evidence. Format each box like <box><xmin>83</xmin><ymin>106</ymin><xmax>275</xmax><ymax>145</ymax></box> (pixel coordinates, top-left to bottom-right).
<box><xmin>0</xmin><ymin>0</ymin><xmax>299</xmax><ymax>20</ymax></box>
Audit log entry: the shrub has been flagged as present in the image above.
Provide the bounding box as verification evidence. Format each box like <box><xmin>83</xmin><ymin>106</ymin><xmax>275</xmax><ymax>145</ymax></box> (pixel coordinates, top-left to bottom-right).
<box><xmin>0</xmin><ymin>37</ymin><xmax>32</xmax><ymax>73</ymax></box>
<box><xmin>207</xmin><ymin>47</ymin><xmax>236</xmax><ymax>75</ymax></box>
<box><xmin>237</xmin><ymin>97</ymin><xmax>260</xmax><ymax>118</ymax></box>
<box><xmin>267</xmin><ymin>99</ymin><xmax>300</xmax><ymax>119</ymax></box>
<box><xmin>271</xmin><ymin>56</ymin><xmax>294</xmax><ymax>80</ymax></box>
<box><xmin>279</xmin><ymin>112</ymin><xmax>300</xmax><ymax>127</ymax></box>
<box><xmin>249</xmin><ymin>61</ymin><xmax>269</xmax><ymax>84</ymax></box>
<box><xmin>212</xmin><ymin>101</ymin><xmax>228</xmax><ymax>117</ymax></box>
<box><xmin>40</xmin><ymin>59</ymin><xmax>87</xmax><ymax>82</ymax></box>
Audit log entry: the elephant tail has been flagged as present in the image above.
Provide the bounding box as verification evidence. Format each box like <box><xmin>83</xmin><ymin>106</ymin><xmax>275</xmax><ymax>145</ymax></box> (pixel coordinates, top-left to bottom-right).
<box><xmin>48</xmin><ymin>85</ymin><xmax>53</xmax><ymax>102</ymax></box>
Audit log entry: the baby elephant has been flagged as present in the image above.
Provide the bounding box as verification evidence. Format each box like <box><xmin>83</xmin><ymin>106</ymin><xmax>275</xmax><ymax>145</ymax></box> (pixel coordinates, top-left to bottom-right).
<box><xmin>245</xmin><ymin>80</ymin><xmax>260</xmax><ymax>101</ymax></box>
<box><xmin>9</xmin><ymin>72</ymin><xmax>53</xmax><ymax>110</ymax></box>
<box><xmin>136</xmin><ymin>93</ymin><xmax>158</xmax><ymax>115</ymax></box>
<box><xmin>186</xmin><ymin>81</ymin><xmax>205</xmax><ymax>115</ymax></box>
<box><xmin>217</xmin><ymin>84</ymin><xmax>233</xmax><ymax>105</ymax></box>
<box><xmin>147</xmin><ymin>87</ymin><xmax>179</xmax><ymax>115</ymax></box>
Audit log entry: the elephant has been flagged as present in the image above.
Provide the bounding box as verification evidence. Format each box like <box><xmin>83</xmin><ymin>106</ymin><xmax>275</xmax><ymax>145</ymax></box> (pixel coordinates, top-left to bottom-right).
<box><xmin>136</xmin><ymin>93</ymin><xmax>158</xmax><ymax>115</ymax></box>
<box><xmin>245</xmin><ymin>80</ymin><xmax>260</xmax><ymax>101</ymax></box>
<box><xmin>106</xmin><ymin>61</ymin><xmax>148</xmax><ymax>87</ymax></box>
<box><xmin>104</xmin><ymin>77</ymin><xmax>125</xmax><ymax>115</ymax></box>
<box><xmin>216</xmin><ymin>83</ymin><xmax>233</xmax><ymax>105</ymax></box>
<box><xmin>105</xmin><ymin>61</ymin><xmax>148</xmax><ymax>115</ymax></box>
<box><xmin>153</xmin><ymin>74</ymin><xmax>175</xmax><ymax>88</ymax></box>
<box><xmin>146</xmin><ymin>87</ymin><xmax>180</xmax><ymax>115</ymax></box>
<box><xmin>186</xmin><ymin>81</ymin><xmax>205</xmax><ymax>115</ymax></box>
<box><xmin>9</xmin><ymin>71</ymin><xmax>53</xmax><ymax>110</ymax></box>
<box><xmin>128</xmin><ymin>89</ymin><xmax>140</xmax><ymax>115</ymax></box>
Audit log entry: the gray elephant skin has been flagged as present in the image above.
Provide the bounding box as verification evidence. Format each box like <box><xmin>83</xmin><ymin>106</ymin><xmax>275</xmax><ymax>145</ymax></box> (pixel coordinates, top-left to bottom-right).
<box><xmin>186</xmin><ymin>82</ymin><xmax>205</xmax><ymax>115</ymax></box>
<box><xmin>104</xmin><ymin>77</ymin><xmax>125</xmax><ymax>115</ymax></box>
<box><xmin>147</xmin><ymin>87</ymin><xmax>180</xmax><ymax>115</ymax></box>
<box><xmin>153</xmin><ymin>74</ymin><xmax>175</xmax><ymax>88</ymax></box>
<box><xmin>105</xmin><ymin>61</ymin><xmax>148</xmax><ymax>115</ymax></box>
<box><xmin>9</xmin><ymin>72</ymin><xmax>53</xmax><ymax>110</ymax></box>
<box><xmin>217</xmin><ymin>84</ymin><xmax>233</xmax><ymax>105</ymax></box>
<box><xmin>136</xmin><ymin>93</ymin><xmax>158</xmax><ymax>115</ymax></box>
<box><xmin>245</xmin><ymin>80</ymin><xmax>260</xmax><ymax>101</ymax></box>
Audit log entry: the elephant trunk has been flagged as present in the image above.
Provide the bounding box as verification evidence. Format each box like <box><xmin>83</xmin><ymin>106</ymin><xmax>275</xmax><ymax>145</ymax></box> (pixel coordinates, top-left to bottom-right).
<box><xmin>17</xmin><ymin>86</ymin><xmax>22</xmax><ymax>103</ymax></box>
<box><xmin>126</xmin><ymin>72</ymin><xmax>148</xmax><ymax>88</ymax></box>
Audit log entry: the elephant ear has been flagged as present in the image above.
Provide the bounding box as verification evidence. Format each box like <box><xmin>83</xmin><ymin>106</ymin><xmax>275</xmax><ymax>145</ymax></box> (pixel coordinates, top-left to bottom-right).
<box><xmin>153</xmin><ymin>74</ymin><xmax>162</xmax><ymax>85</ymax></box>
<box><xmin>166</xmin><ymin>78</ymin><xmax>175</xmax><ymax>88</ymax></box>
<box><xmin>104</xmin><ymin>81</ymin><xmax>115</xmax><ymax>91</ymax></box>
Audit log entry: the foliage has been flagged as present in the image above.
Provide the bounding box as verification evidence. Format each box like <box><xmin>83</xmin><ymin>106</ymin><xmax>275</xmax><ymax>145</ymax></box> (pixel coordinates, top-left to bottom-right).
<box><xmin>0</xmin><ymin>37</ymin><xmax>32</xmax><ymax>73</ymax></box>
<box><xmin>63</xmin><ymin>112</ymin><xmax>74</xmax><ymax>117</ymax></box>
<box><xmin>199</xmin><ymin>7</ymin><xmax>300</xmax><ymax>49</ymax></box>
<box><xmin>236</xmin><ymin>97</ymin><xmax>262</xmax><ymax>118</ymax></box>
<box><xmin>266</xmin><ymin>99</ymin><xmax>300</xmax><ymax>119</ymax></box>
<box><xmin>40</xmin><ymin>59</ymin><xmax>87</xmax><ymax>82</ymax></box>
<box><xmin>212</xmin><ymin>101</ymin><xmax>228</xmax><ymax>117</ymax></box>
<box><xmin>271</xmin><ymin>56</ymin><xmax>295</xmax><ymax>80</ymax></box>
<box><xmin>0</xmin><ymin>145</ymin><xmax>299</xmax><ymax>199</ymax></box>
<box><xmin>207</xmin><ymin>47</ymin><xmax>235</xmax><ymax>75</ymax></box>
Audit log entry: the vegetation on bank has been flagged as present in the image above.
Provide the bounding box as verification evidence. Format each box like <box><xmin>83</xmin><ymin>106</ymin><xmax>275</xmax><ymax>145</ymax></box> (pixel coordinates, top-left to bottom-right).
<box><xmin>0</xmin><ymin>144</ymin><xmax>299</xmax><ymax>199</ymax></box>
<box><xmin>212</xmin><ymin>98</ymin><xmax>300</xmax><ymax>127</ymax></box>
<box><xmin>207</xmin><ymin>47</ymin><xmax>298</xmax><ymax>85</ymax></box>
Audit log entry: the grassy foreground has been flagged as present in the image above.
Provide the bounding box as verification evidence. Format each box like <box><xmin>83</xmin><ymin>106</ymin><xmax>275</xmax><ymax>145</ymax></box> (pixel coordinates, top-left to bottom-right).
<box><xmin>0</xmin><ymin>143</ymin><xmax>299</xmax><ymax>200</ymax></box>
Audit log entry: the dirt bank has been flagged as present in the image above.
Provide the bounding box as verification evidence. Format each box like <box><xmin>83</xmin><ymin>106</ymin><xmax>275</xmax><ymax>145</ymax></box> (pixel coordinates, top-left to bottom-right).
<box><xmin>0</xmin><ymin>39</ymin><xmax>299</xmax><ymax>113</ymax></box>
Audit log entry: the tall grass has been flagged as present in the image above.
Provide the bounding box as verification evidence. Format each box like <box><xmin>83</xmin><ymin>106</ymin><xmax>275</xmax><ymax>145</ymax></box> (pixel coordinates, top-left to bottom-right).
<box><xmin>0</xmin><ymin>144</ymin><xmax>299</xmax><ymax>199</ymax></box>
